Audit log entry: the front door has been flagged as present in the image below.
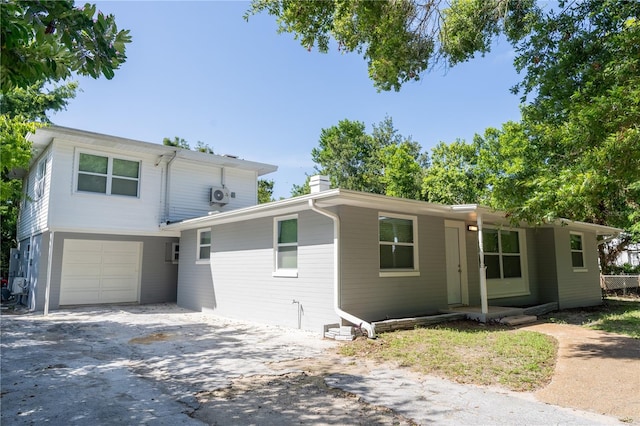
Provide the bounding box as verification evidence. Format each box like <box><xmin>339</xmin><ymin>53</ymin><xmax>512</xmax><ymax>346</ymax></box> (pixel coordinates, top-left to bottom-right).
<box><xmin>445</xmin><ymin>221</ymin><xmax>468</xmax><ymax>305</ymax></box>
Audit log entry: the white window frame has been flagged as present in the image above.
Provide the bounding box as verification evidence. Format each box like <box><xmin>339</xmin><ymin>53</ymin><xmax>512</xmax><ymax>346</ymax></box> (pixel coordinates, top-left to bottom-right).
<box><xmin>171</xmin><ymin>242</ymin><xmax>179</xmax><ymax>264</ymax></box>
<box><xmin>75</xmin><ymin>151</ymin><xmax>141</xmax><ymax>198</ymax></box>
<box><xmin>273</xmin><ymin>214</ymin><xmax>298</xmax><ymax>278</ymax></box>
<box><xmin>379</xmin><ymin>212</ymin><xmax>420</xmax><ymax>277</ymax></box>
<box><xmin>570</xmin><ymin>232</ymin><xmax>587</xmax><ymax>272</ymax></box>
<box><xmin>34</xmin><ymin>159</ymin><xmax>46</xmax><ymax>199</ymax></box>
<box><xmin>196</xmin><ymin>229</ymin><xmax>211</xmax><ymax>264</ymax></box>
<box><xmin>483</xmin><ymin>226</ymin><xmax>530</xmax><ymax>298</ymax></box>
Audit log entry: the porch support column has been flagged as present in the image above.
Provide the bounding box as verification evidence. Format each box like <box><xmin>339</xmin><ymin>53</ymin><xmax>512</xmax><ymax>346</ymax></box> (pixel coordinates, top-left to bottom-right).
<box><xmin>477</xmin><ymin>214</ymin><xmax>489</xmax><ymax>315</ymax></box>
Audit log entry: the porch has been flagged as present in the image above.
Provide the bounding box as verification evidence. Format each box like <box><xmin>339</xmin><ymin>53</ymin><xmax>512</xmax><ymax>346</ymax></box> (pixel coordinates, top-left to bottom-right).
<box><xmin>446</xmin><ymin>302</ymin><xmax>558</xmax><ymax>323</ymax></box>
<box><xmin>366</xmin><ymin>302</ymin><xmax>559</xmax><ymax>335</ymax></box>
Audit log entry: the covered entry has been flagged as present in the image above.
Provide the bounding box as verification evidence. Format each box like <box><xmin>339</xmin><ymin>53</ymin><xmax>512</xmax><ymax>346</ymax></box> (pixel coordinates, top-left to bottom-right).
<box><xmin>60</xmin><ymin>239</ymin><xmax>142</xmax><ymax>305</ymax></box>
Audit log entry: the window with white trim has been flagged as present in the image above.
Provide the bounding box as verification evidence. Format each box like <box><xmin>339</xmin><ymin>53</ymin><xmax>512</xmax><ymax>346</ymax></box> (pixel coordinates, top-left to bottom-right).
<box><xmin>172</xmin><ymin>243</ymin><xmax>180</xmax><ymax>263</ymax></box>
<box><xmin>77</xmin><ymin>152</ymin><xmax>140</xmax><ymax>197</ymax></box>
<box><xmin>379</xmin><ymin>214</ymin><xmax>419</xmax><ymax>275</ymax></box>
<box><xmin>197</xmin><ymin>229</ymin><xmax>211</xmax><ymax>261</ymax></box>
<box><xmin>481</xmin><ymin>226</ymin><xmax>529</xmax><ymax>298</ymax></box>
<box><xmin>35</xmin><ymin>159</ymin><xmax>46</xmax><ymax>199</ymax></box>
<box><xmin>570</xmin><ymin>232</ymin><xmax>585</xmax><ymax>269</ymax></box>
<box><xmin>274</xmin><ymin>215</ymin><xmax>298</xmax><ymax>276</ymax></box>
<box><xmin>483</xmin><ymin>228</ymin><xmax>522</xmax><ymax>279</ymax></box>
<box><xmin>165</xmin><ymin>242</ymin><xmax>179</xmax><ymax>264</ymax></box>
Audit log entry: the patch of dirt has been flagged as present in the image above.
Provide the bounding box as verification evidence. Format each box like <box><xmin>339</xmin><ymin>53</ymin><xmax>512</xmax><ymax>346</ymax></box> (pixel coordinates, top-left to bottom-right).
<box><xmin>128</xmin><ymin>332</ymin><xmax>174</xmax><ymax>345</ymax></box>
<box><xmin>194</xmin><ymin>371</ymin><xmax>417</xmax><ymax>426</ymax></box>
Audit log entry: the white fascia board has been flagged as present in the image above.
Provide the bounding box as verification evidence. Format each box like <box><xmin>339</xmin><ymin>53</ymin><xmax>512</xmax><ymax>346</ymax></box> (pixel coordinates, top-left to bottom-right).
<box><xmin>163</xmin><ymin>189</ymin><xmax>459</xmax><ymax>232</ymax></box>
<box><xmin>161</xmin><ymin>189</ymin><xmax>343</xmax><ymax>231</ymax></box>
<box><xmin>27</xmin><ymin>125</ymin><xmax>277</xmax><ymax>176</ymax></box>
<box><xmin>547</xmin><ymin>219</ymin><xmax>623</xmax><ymax>236</ymax></box>
<box><xmin>50</xmin><ymin>226</ymin><xmax>180</xmax><ymax>238</ymax></box>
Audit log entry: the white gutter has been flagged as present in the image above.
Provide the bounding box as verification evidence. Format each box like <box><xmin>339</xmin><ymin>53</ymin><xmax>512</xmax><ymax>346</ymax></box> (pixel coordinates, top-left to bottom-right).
<box><xmin>308</xmin><ymin>199</ymin><xmax>376</xmax><ymax>339</ymax></box>
<box><xmin>477</xmin><ymin>214</ymin><xmax>489</xmax><ymax>315</ymax></box>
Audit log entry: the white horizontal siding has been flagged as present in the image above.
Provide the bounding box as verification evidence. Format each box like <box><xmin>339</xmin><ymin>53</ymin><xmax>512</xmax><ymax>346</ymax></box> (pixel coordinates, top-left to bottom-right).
<box><xmin>17</xmin><ymin>148</ymin><xmax>51</xmax><ymax>240</ymax></box>
<box><xmin>177</xmin><ymin>211</ymin><xmax>337</xmax><ymax>333</ymax></box>
<box><xmin>176</xmin><ymin>228</ymin><xmax>216</xmax><ymax>311</ymax></box>
<box><xmin>168</xmin><ymin>159</ymin><xmax>257</xmax><ymax>222</ymax></box>
<box><xmin>339</xmin><ymin>206</ymin><xmax>448</xmax><ymax>322</ymax></box>
<box><xmin>46</xmin><ymin>140</ymin><xmax>165</xmax><ymax>233</ymax></box>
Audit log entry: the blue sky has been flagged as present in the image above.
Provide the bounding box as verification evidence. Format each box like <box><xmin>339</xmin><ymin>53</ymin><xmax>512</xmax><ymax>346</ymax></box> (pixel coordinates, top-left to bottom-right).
<box><xmin>52</xmin><ymin>1</ymin><xmax>524</xmax><ymax>199</ymax></box>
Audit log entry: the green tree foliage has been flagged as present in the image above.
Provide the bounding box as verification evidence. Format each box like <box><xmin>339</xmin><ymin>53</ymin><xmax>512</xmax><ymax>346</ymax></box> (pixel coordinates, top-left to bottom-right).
<box><xmin>162</xmin><ymin>137</ymin><xmax>214</xmax><ymax>154</ymax></box>
<box><xmin>381</xmin><ymin>141</ymin><xmax>422</xmax><ymax>199</ymax></box>
<box><xmin>308</xmin><ymin>117</ymin><xmax>423</xmax><ymax>196</ymax></box>
<box><xmin>0</xmin><ymin>1</ymin><xmax>130</xmax><ymax>277</ymax></box>
<box><xmin>162</xmin><ymin>136</ymin><xmax>190</xmax><ymax>149</ymax></box>
<box><xmin>311</xmin><ymin>119</ymin><xmax>376</xmax><ymax>191</ymax></box>
<box><xmin>482</xmin><ymin>1</ymin><xmax>640</xmax><ymax>264</ymax></box>
<box><xmin>194</xmin><ymin>141</ymin><xmax>214</xmax><ymax>154</ymax></box>
<box><xmin>1</xmin><ymin>0</ymin><xmax>131</xmax><ymax>90</ymax></box>
<box><xmin>422</xmin><ymin>138</ymin><xmax>487</xmax><ymax>205</ymax></box>
<box><xmin>0</xmin><ymin>81</ymin><xmax>78</xmax><ymax>277</ymax></box>
<box><xmin>258</xmin><ymin>179</ymin><xmax>275</xmax><ymax>203</ymax></box>
<box><xmin>247</xmin><ymin>0</ymin><xmax>536</xmax><ymax>91</ymax></box>
<box><xmin>290</xmin><ymin>176</ymin><xmax>311</xmax><ymax>197</ymax></box>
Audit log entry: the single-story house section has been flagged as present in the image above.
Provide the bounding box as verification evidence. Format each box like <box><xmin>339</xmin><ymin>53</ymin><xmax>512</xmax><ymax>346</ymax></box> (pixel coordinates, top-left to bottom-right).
<box><xmin>165</xmin><ymin>176</ymin><xmax>621</xmax><ymax>337</ymax></box>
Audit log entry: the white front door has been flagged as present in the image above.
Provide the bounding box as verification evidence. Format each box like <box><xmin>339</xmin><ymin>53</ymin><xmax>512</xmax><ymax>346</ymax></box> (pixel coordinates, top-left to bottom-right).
<box><xmin>445</xmin><ymin>221</ymin><xmax>468</xmax><ymax>305</ymax></box>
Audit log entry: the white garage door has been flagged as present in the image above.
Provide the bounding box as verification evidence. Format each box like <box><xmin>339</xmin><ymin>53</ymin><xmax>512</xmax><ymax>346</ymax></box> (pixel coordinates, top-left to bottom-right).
<box><xmin>60</xmin><ymin>239</ymin><xmax>142</xmax><ymax>305</ymax></box>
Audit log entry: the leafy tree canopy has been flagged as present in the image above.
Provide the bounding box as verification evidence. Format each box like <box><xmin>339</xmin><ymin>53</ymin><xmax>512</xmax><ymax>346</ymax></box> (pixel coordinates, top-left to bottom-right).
<box><xmin>247</xmin><ymin>0</ymin><xmax>537</xmax><ymax>91</ymax></box>
<box><xmin>301</xmin><ymin>116</ymin><xmax>424</xmax><ymax>198</ymax></box>
<box><xmin>162</xmin><ymin>136</ymin><xmax>214</xmax><ymax>154</ymax></box>
<box><xmin>422</xmin><ymin>138</ymin><xmax>486</xmax><ymax>205</ymax></box>
<box><xmin>258</xmin><ymin>179</ymin><xmax>275</xmax><ymax>203</ymax></box>
<box><xmin>1</xmin><ymin>0</ymin><xmax>131</xmax><ymax>91</ymax></box>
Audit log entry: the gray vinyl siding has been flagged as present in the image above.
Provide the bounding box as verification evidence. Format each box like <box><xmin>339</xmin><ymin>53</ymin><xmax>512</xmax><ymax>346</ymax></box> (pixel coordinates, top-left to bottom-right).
<box><xmin>554</xmin><ymin>228</ymin><xmax>602</xmax><ymax>309</ymax></box>
<box><xmin>176</xmin><ymin>211</ymin><xmax>337</xmax><ymax>333</ymax></box>
<box><xmin>168</xmin><ymin>159</ymin><xmax>258</xmax><ymax>222</ymax></box>
<box><xmin>176</xmin><ymin>228</ymin><xmax>216</xmax><ymax>311</ymax></box>
<box><xmin>338</xmin><ymin>206</ymin><xmax>448</xmax><ymax>322</ymax></box>
<box><xmin>39</xmin><ymin>232</ymin><xmax>178</xmax><ymax>311</ymax></box>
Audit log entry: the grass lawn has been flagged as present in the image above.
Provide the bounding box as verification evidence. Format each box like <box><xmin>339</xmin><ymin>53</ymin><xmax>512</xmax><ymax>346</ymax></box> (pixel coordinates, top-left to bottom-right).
<box><xmin>337</xmin><ymin>299</ymin><xmax>639</xmax><ymax>394</ymax></box>
<box><xmin>541</xmin><ymin>297</ymin><xmax>640</xmax><ymax>339</ymax></box>
<box><xmin>338</xmin><ymin>322</ymin><xmax>557</xmax><ymax>392</ymax></box>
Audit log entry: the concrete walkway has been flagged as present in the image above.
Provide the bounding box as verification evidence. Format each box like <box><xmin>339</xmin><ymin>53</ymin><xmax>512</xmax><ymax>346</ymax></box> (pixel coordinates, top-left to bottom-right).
<box><xmin>0</xmin><ymin>304</ymin><xmax>631</xmax><ymax>425</ymax></box>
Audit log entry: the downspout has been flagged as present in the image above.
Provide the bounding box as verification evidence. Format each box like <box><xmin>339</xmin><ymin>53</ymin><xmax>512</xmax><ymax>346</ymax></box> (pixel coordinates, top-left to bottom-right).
<box><xmin>44</xmin><ymin>231</ymin><xmax>54</xmax><ymax>316</ymax></box>
<box><xmin>309</xmin><ymin>199</ymin><xmax>376</xmax><ymax>338</ymax></box>
<box><xmin>164</xmin><ymin>151</ymin><xmax>178</xmax><ymax>221</ymax></box>
<box><xmin>477</xmin><ymin>214</ymin><xmax>489</xmax><ymax>315</ymax></box>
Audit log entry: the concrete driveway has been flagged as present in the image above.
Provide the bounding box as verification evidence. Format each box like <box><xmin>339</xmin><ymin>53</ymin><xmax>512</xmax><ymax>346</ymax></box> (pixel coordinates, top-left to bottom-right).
<box><xmin>1</xmin><ymin>304</ymin><xmax>623</xmax><ymax>425</ymax></box>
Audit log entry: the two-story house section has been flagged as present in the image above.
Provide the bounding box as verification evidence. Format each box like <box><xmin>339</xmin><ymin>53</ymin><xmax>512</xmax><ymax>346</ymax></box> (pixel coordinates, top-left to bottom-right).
<box><xmin>13</xmin><ymin>126</ymin><xmax>277</xmax><ymax>312</ymax></box>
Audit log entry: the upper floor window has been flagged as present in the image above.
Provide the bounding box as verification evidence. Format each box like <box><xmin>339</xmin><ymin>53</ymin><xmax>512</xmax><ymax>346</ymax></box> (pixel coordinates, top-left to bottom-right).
<box><xmin>483</xmin><ymin>229</ymin><xmax>522</xmax><ymax>279</ymax></box>
<box><xmin>77</xmin><ymin>153</ymin><xmax>140</xmax><ymax>197</ymax></box>
<box><xmin>570</xmin><ymin>232</ymin><xmax>585</xmax><ymax>269</ymax></box>
<box><xmin>35</xmin><ymin>159</ymin><xmax>46</xmax><ymax>199</ymax></box>
<box><xmin>197</xmin><ymin>229</ymin><xmax>211</xmax><ymax>262</ymax></box>
<box><xmin>274</xmin><ymin>215</ymin><xmax>298</xmax><ymax>277</ymax></box>
<box><xmin>379</xmin><ymin>213</ymin><xmax>419</xmax><ymax>276</ymax></box>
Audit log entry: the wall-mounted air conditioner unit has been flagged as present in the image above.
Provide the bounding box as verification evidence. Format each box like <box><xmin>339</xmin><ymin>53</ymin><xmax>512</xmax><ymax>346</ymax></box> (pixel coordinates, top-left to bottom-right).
<box><xmin>210</xmin><ymin>186</ymin><xmax>230</xmax><ymax>205</ymax></box>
